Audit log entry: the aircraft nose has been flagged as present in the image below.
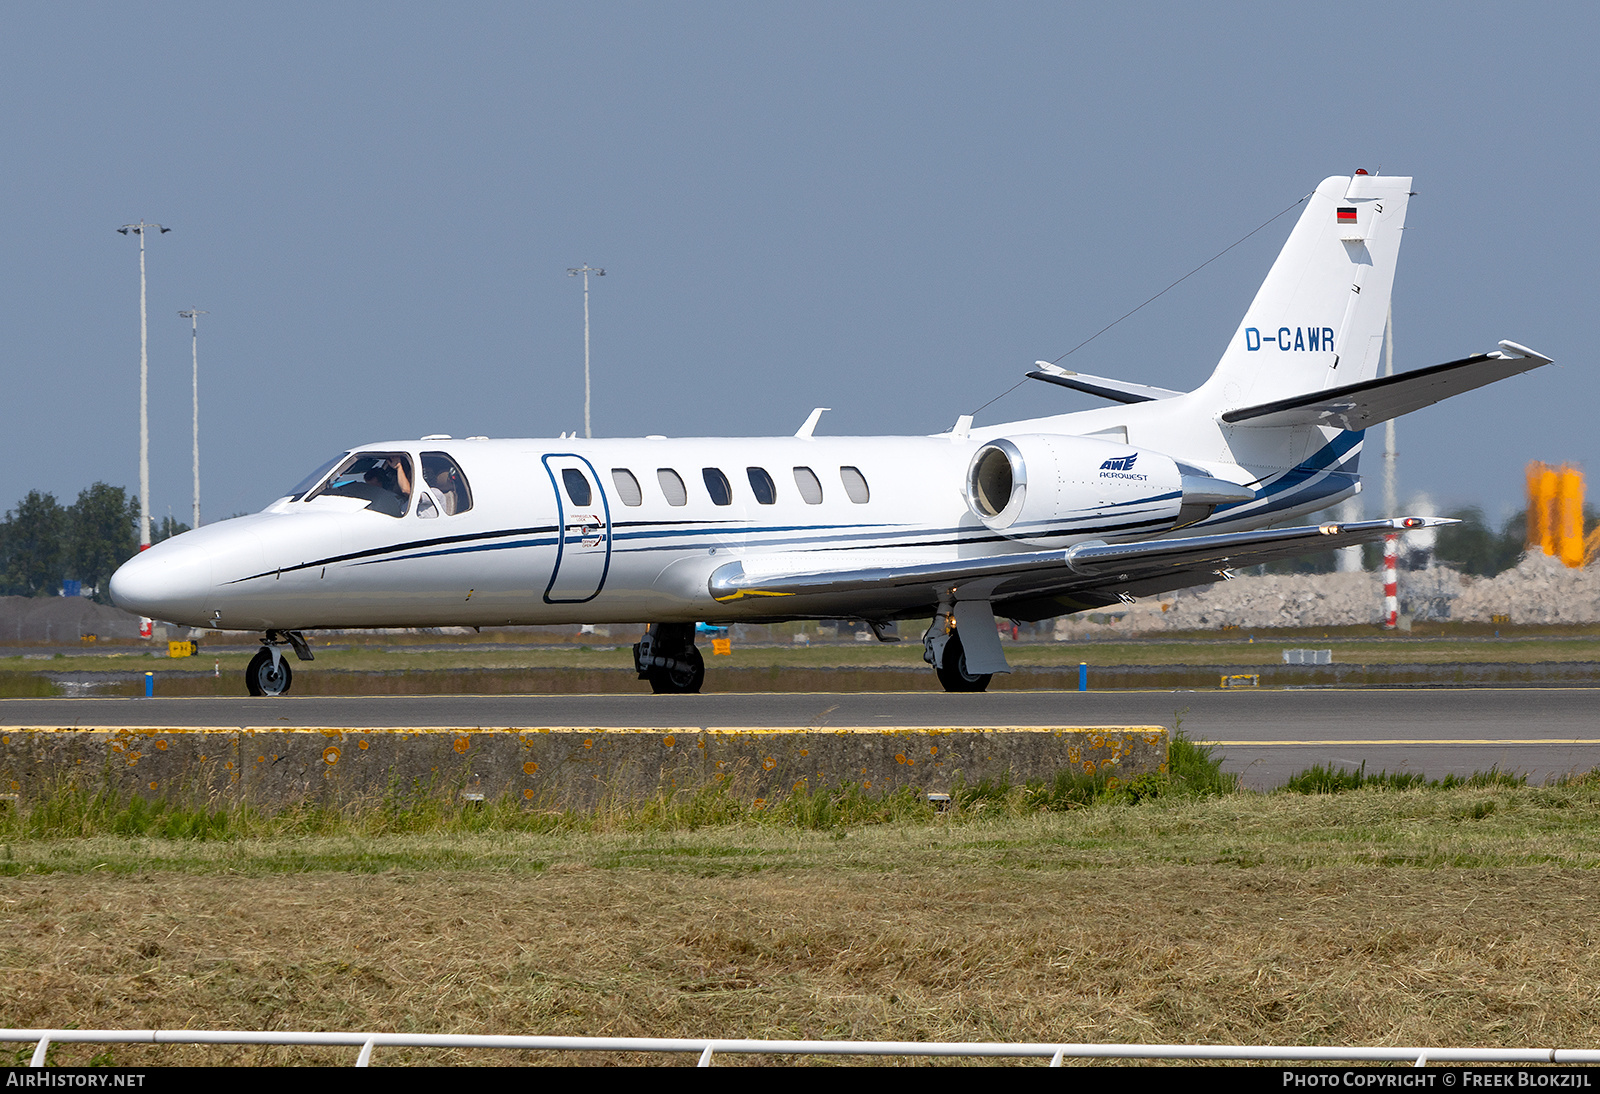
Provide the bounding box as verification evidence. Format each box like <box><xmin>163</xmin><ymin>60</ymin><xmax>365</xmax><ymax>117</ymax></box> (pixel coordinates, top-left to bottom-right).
<box><xmin>108</xmin><ymin>538</ymin><xmax>215</xmax><ymax>624</ymax></box>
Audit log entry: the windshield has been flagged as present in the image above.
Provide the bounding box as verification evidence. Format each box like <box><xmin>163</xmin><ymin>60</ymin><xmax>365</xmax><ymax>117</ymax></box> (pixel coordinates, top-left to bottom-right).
<box><xmin>286</xmin><ymin>454</ymin><xmax>346</xmax><ymax>500</ymax></box>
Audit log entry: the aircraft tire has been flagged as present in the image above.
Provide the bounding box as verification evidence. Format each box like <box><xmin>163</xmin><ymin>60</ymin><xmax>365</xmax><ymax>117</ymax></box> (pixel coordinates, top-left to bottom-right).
<box><xmin>934</xmin><ymin>632</ymin><xmax>991</xmax><ymax>693</ymax></box>
<box><xmin>246</xmin><ymin>647</ymin><xmax>293</xmax><ymax>697</ymax></box>
<box><xmin>648</xmin><ymin>645</ymin><xmax>704</xmax><ymax>694</ymax></box>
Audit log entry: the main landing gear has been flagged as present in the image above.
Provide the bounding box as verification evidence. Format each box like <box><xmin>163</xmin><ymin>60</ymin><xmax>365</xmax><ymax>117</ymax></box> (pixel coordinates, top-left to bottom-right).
<box><xmin>246</xmin><ymin>630</ymin><xmax>314</xmax><ymax>697</ymax></box>
<box><xmin>923</xmin><ymin>613</ymin><xmax>992</xmax><ymax>693</ymax></box>
<box><xmin>633</xmin><ymin>623</ymin><xmax>705</xmax><ymax>694</ymax></box>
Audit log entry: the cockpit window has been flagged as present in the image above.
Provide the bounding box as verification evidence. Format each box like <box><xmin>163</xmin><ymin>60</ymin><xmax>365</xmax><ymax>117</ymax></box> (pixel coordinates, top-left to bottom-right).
<box><xmin>303</xmin><ymin>452</ymin><xmax>415</xmax><ymax>517</ymax></box>
<box><xmin>420</xmin><ymin>452</ymin><xmax>472</xmax><ymax>516</ymax></box>
<box><xmin>287</xmin><ymin>454</ymin><xmax>346</xmax><ymax>500</ymax></box>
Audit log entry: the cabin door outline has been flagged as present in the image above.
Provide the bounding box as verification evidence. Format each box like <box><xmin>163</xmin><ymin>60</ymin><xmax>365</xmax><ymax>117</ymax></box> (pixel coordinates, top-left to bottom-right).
<box><xmin>541</xmin><ymin>454</ymin><xmax>613</xmax><ymax>604</ymax></box>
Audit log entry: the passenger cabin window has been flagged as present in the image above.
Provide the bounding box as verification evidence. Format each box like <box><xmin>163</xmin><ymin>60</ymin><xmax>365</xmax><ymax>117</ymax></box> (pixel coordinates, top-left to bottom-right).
<box><xmin>611</xmin><ymin>469</ymin><xmax>643</xmax><ymax>506</ymax></box>
<box><xmin>419</xmin><ymin>452</ymin><xmax>472</xmax><ymax>516</ymax></box>
<box><xmin>305</xmin><ymin>452</ymin><xmax>415</xmax><ymax>517</ymax></box>
<box><xmin>657</xmin><ymin>468</ymin><xmax>688</xmax><ymax>506</ymax></box>
<box><xmin>793</xmin><ymin>466</ymin><xmax>823</xmax><ymax>504</ymax></box>
<box><xmin>702</xmin><ymin>468</ymin><xmax>732</xmax><ymax>506</ymax></box>
<box><xmin>561</xmin><ymin>468</ymin><xmax>593</xmax><ymax>506</ymax></box>
<box><xmin>840</xmin><ymin>466</ymin><xmax>870</xmax><ymax>504</ymax></box>
<box><xmin>747</xmin><ymin>467</ymin><xmax>776</xmax><ymax>505</ymax></box>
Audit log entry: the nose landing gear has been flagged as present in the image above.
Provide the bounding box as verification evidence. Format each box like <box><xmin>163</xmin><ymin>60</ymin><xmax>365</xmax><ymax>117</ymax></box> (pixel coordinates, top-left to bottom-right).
<box><xmin>246</xmin><ymin>630</ymin><xmax>314</xmax><ymax>696</ymax></box>
<box><xmin>246</xmin><ymin>647</ymin><xmax>292</xmax><ymax>696</ymax></box>
<box><xmin>633</xmin><ymin>623</ymin><xmax>705</xmax><ymax>694</ymax></box>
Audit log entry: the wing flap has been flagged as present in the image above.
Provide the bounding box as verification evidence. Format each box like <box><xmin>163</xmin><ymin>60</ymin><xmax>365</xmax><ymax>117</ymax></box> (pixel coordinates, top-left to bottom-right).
<box><xmin>1220</xmin><ymin>341</ymin><xmax>1553</xmax><ymax>430</ymax></box>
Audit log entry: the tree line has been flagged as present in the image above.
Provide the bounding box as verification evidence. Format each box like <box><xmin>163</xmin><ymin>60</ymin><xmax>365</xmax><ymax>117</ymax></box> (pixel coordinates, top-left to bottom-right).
<box><xmin>0</xmin><ymin>484</ymin><xmax>188</xmax><ymax>601</ymax></box>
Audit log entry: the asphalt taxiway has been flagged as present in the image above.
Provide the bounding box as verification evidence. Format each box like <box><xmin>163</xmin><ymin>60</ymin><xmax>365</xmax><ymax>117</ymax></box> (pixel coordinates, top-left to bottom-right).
<box><xmin>4</xmin><ymin>688</ymin><xmax>1597</xmax><ymax>789</ymax></box>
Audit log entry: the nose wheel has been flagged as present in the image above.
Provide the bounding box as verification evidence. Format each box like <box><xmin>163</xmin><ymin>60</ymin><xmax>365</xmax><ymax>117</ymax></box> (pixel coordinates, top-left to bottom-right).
<box><xmin>245</xmin><ymin>630</ymin><xmax>313</xmax><ymax>696</ymax></box>
<box><xmin>246</xmin><ymin>647</ymin><xmax>293</xmax><ymax>696</ymax></box>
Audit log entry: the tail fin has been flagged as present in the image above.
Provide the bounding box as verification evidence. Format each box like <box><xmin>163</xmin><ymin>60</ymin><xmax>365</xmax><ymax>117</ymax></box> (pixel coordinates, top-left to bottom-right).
<box><xmin>1197</xmin><ymin>174</ymin><xmax>1412</xmax><ymax>410</ymax></box>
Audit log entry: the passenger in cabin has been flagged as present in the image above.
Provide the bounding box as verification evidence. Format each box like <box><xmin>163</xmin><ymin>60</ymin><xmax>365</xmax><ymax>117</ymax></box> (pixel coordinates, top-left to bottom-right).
<box><xmin>420</xmin><ymin>453</ymin><xmax>471</xmax><ymax>516</ymax></box>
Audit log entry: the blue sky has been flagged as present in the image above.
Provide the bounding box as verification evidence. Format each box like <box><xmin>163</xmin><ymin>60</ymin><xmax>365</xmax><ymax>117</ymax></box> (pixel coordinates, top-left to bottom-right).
<box><xmin>0</xmin><ymin>2</ymin><xmax>1591</xmax><ymax>524</ymax></box>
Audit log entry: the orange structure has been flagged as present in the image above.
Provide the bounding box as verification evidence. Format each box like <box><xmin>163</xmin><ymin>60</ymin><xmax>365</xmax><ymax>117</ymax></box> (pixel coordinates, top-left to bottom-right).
<box><xmin>1526</xmin><ymin>461</ymin><xmax>1588</xmax><ymax>568</ymax></box>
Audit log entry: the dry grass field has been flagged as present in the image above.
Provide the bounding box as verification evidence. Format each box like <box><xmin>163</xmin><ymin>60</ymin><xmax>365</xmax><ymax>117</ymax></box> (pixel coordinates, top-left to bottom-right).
<box><xmin>6</xmin><ymin>779</ymin><xmax>1600</xmax><ymax>1066</ymax></box>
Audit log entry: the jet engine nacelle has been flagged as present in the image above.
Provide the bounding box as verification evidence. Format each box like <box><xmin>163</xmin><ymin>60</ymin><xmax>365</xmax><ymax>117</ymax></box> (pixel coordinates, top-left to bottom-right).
<box><xmin>964</xmin><ymin>434</ymin><xmax>1252</xmax><ymax>546</ymax></box>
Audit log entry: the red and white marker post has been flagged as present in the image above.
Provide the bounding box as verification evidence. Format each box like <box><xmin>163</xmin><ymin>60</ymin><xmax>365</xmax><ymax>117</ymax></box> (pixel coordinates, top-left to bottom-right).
<box><xmin>1382</xmin><ymin>533</ymin><xmax>1399</xmax><ymax>629</ymax></box>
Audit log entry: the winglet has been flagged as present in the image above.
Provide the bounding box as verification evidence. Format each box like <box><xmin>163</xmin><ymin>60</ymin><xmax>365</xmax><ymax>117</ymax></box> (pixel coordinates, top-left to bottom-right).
<box><xmin>1496</xmin><ymin>340</ymin><xmax>1553</xmax><ymax>364</ymax></box>
<box><xmin>795</xmin><ymin>408</ymin><xmax>830</xmax><ymax>438</ymax></box>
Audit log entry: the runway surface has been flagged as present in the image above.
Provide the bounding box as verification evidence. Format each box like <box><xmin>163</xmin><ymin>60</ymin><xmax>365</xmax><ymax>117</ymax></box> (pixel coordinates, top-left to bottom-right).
<box><xmin>4</xmin><ymin>689</ymin><xmax>1598</xmax><ymax>789</ymax></box>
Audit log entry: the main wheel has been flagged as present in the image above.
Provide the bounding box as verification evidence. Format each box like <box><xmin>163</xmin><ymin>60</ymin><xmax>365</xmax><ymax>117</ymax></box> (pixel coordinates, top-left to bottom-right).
<box><xmin>246</xmin><ymin>647</ymin><xmax>293</xmax><ymax>696</ymax></box>
<box><xmin>648</xmin><ymin>645</ymin><xmax>704</xmax><ymax>694</ymax></box>
<box><xmin>934</xmin><ymin>631</ymin><xmax>992</xmax><ymax>693</ymax></box>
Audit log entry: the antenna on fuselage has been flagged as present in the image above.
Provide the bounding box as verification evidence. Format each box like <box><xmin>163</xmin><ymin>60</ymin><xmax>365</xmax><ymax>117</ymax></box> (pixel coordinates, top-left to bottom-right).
<box><xmin>795</xmin><ymin>408</ymin><xmax>830</xmax><ymax>438</ymax></box>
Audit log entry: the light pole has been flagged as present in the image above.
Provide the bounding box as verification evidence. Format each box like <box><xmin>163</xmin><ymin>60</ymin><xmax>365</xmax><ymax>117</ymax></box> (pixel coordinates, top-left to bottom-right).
<box><xmin>117</xmin><ymin>220</ymin><xmax>170</xmax><ymax>549</ymax></box>
<box><xmin>567</xmin><ymin>263</ymin><xmax>604</xmax><ymax>438</ymax></box>
<box><xmin>179</xmin><ymin>309</ymin><xmax>207</xmax><ymax>529</ymax></box>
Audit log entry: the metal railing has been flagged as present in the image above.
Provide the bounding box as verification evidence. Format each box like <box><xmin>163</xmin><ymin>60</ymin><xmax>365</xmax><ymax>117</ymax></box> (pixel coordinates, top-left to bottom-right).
<box><xmin>6</xmin><ymin>1029</ymin><xmax>1600</xmax><ymax>1067</ymax></box>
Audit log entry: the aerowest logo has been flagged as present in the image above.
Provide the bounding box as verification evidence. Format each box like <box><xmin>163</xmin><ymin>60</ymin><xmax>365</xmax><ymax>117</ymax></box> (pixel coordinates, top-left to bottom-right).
<box><xmin>1099</xmin><ymin>453</ymin><xmax>1147</xmax><ymax>481</ymax></box>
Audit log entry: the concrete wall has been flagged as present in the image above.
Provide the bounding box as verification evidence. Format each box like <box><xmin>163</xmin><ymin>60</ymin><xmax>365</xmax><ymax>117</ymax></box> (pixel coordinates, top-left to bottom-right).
<box><xmin>0</xmin><ymin>724</ymin><xmax>1169</xmax><ymax>809</ymax></box>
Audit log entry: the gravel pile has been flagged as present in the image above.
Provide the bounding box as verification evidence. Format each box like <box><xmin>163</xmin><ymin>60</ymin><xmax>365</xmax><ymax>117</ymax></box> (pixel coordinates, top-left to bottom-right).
<box><xmin>1451</xmin><ymin>551</ymin><xmax>1600</xmax><ymax>624</ymax></box>
<box><xmin>1052</xmin><ymin>550</ymin><xmax>1600</xmax><ymax>635</ymax></box>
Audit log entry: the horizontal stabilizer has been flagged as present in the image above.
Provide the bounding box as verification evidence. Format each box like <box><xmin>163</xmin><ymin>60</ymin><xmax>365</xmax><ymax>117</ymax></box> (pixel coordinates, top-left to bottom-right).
<box><xmin>1219</xmin><ymin>341</ymin><xmax>1553</xmax><ymax>430</ymax></box>
<box><xmin>1026</xmin><ymin>362</ymin><xmax>1183</xmax><ymax>404</ymax></box>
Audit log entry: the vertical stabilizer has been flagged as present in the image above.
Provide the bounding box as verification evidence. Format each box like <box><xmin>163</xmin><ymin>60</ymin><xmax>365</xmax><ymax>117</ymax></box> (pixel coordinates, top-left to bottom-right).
<box><xmin>1198</xmin><ymin>174</ymin><xmax>1412</xmax><ymax>411</ymax></box>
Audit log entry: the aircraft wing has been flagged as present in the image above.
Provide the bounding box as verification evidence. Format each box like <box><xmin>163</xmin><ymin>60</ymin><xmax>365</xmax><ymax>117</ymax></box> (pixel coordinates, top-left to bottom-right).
<box><xmin>708</xmin><ymin>517</ymin><xmax>1452</xmax><ymax>619</ymax></box>
<box><xmin>1220</xmin><ymin>341</ymin><xmax>1553</xmax><ymax>430</ymax></box>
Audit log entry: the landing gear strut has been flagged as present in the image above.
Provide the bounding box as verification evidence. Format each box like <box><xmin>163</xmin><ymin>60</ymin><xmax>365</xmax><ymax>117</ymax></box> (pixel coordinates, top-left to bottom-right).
<box><xmin>246</xmin><ymin>630</ymin><xmax>314</xmax><ymax>697</ymax></box>
<box><xmin>634</xmin><ymin>623</ymin><xmax>705</xmax><ymax>694</ymax></box>
<box><xmin>923</xmin><ymin>613</ymin><xmax>992</xmax><ymax>693</ymax></box>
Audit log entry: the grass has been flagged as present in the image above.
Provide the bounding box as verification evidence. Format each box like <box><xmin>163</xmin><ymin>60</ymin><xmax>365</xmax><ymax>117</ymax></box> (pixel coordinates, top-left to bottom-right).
<box><xmin>8</xmin><ymin>740</ymin><xmax>1600</xmax><ymax>1065</ymax></box>
<box><xmin>16</xmin><ymin>625</ymin><xmax>1600</xmax><ymax>680</ymax></box>
<box><xmin>1284</xmin><ymin>762</ymin><xmax>1530</xmax><ymax>795</ymax></box>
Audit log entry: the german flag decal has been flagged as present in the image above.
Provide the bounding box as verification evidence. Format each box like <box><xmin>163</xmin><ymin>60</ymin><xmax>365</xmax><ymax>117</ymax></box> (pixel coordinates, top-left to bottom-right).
<box><xmin>1337</xmin><ymin>207</ymin><xmax>1358</xmax><ymax>223</ymax></box>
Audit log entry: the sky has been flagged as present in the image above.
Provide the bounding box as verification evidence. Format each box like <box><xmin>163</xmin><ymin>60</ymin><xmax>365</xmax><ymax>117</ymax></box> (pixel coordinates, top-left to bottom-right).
<box><xmin>0</xmin><ymin>2</ymin><xmax>1592</xmax><ymax>525</ymax></box>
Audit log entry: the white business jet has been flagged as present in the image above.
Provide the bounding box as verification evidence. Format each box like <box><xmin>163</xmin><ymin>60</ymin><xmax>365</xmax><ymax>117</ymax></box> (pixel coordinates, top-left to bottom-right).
<box><xmin>109</xmin><ymin>173</ymin><xmax>1551</xmax><ymax>696</ymax></box>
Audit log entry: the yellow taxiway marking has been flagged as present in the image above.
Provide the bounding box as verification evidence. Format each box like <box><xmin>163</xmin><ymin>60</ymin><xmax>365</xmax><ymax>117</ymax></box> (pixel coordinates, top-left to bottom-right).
<box><xmin>1206</xmin><ymin>738</ymin><xmax>1600</xmax><ymax>746</ymax></box>
<box><xmin>0</xmin><ymin>724</ymin><xmax>1163</xmax><ymax>735</ymax></box>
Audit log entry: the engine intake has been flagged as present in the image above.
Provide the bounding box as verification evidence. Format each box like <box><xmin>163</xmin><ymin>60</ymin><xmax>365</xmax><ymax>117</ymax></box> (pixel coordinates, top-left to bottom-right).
<box><xmin>964</xmin><ymin>434</ymin><xmax>1252</xmax><ymax>546</ymax></box>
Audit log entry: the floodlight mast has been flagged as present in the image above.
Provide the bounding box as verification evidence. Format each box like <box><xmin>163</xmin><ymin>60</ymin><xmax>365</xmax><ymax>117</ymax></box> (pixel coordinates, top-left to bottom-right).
<box><xmin>179</xmin><ymin>309</ymin><xmax>207</xmax><ymax>528</ymax></box>
<box><xmin>117</xmin><ymin>220</ymin><xmax>170</xmax><ymax>549</ymax></box>
<box><xmin>567</xmin><ymin>263</ymin><xmax>605</xmax><ymax>438</ymax></box>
